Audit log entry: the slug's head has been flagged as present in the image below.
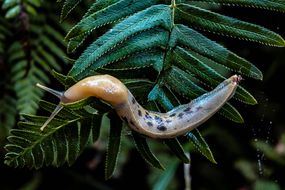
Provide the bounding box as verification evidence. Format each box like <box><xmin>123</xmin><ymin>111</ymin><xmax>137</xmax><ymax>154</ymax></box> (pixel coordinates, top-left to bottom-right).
<box><xmin>37</xmin><ymin>75</ymin><xmax>129</xmax><ymax>131</ymax></box>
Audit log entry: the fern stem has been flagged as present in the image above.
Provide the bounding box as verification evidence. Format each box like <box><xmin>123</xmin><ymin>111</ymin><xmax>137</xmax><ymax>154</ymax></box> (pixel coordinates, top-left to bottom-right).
<box><xmin>171</xmin><ymin>0</ymin><xmax>176</xmax><ymax>27</ymax></box>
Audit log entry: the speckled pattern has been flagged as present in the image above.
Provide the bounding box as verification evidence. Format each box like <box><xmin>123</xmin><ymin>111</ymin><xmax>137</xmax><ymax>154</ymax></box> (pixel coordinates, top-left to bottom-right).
<box><xmin>116</xmin><ymin>75</ymin><xmax>241</xmax><ymax>139</ymax></box>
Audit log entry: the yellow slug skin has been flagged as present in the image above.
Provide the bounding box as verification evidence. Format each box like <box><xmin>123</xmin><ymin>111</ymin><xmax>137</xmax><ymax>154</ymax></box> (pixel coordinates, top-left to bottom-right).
<box><xmin>63</xmin><ymin>75</ymin><xmax>129</xmax><ymax>106</ymax></box>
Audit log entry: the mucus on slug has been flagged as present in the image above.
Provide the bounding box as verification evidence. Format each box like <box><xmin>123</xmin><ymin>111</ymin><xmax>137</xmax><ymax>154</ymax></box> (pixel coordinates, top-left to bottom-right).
<box><xmin>37</xmin><ymin>74</ymin><xmax>242</xmax><ymax>138</ymax></box>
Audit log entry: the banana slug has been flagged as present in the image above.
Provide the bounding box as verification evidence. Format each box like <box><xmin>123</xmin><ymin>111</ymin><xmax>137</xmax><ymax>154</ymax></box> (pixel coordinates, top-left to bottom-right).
<box><xmin>37</xmin><ymin>74</ymin><xmax>242</xmax><ymax>139</ymax></box>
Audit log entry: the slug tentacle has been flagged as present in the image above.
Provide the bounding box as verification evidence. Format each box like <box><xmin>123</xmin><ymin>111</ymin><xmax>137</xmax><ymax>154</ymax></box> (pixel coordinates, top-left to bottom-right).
<box><xmin>37</xmin><ymin>74</ymin><xmax>241</xmax><ymax>138</ymax></box>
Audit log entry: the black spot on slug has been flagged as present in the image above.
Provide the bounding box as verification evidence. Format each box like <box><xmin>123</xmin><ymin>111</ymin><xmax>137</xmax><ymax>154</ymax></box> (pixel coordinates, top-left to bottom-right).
<box><xmin>184</xmin><ymin>107</ymin><xmax>191</xmax><ymax>112</ymax></box>
<box><xmin>196</xmin><ymin>106</ymin><xmax>203</xmax><ymax>111</ymax></box>
<box><xmin>145</xmin><ymin>112</ymin><xmax>152</xmax><ymax>119</ymax></box>
<box><xmin>155</xmin><ymin>116</ymin><xmax>162</xmax><ymax>123</ymax></box>
<box><xmin>157</xmin><ymin>125</ymin><xmax>167</xmax><ymax>131</ymax></box>
<box><xmin>166</xmin><ymin>119</ymin><xmax>172</xmax><ymax>123</ymax></box>
<box><xmin>178</xmin><ymin>113</ymin><xmax>184</xmax><ymax>119</ymax></box>
<box><xmin>132</xmin><ymin>97</ymin><xmax>136</xmax><ymax>104</ymax></box>
<box><xmin>147</xmin><ymin>122</ymin><xmax>153</xmax><ymax>127</ymax></box>
<box><xmin>130</xmin><ymin>120</ymin><xmax>135</xmax><ymax>126</ymax></box>
<box><xmin>138</xmin><ymin>110</ymin><xmax>142</xmax><ymax>116</ymax></box>
<box><xmin>169</xmin><ymin>113</ymin><xmax>176</xmax><ymax>117</ymax></box>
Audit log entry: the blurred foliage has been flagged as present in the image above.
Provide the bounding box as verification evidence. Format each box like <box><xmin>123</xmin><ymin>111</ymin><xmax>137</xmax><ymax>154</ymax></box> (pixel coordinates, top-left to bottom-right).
<box><xmin>0</xmin><ymin>0</ymin><xmax>68</xmax><ymax>142</ymax></box>
<box><xmin>0</xmin><ymin>0</ymin><xmax>285</xmax><ymax>190</ymax></box>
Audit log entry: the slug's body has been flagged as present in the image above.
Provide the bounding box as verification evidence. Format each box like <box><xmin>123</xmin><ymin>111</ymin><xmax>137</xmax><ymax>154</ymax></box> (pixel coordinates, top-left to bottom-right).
<box><xmin>37</xmin><ymin>74</ymin><xmax>241</xmax><ymax>139</ymax></box>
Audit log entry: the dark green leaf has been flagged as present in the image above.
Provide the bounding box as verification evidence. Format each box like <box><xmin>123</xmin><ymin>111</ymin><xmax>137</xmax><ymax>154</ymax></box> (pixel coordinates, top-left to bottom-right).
<box><xmin>66</xmin><ymin>0</ymin><xmax>161</xmax><ymax>51</ymax></box>
<box><xmin>106</xmin><ymin>49</ymin><xmax>164</xmax><ymax>72</ymax></box>
<box><xmin>164</xmin><ymin>138</ymin><xmax>190</xmax><ymax>163</ymax></box>
<box><xmin>68</xmin><ymin>4</ymin><xmax>172</xmax><ymax>79</ymax></box>
<box><xmin>186</xmin><ymin>129</ymin><xmax>217</xmax><ymax>163</ymax></box>
<box><xmin>176</xmin><ymin>3</ymin><xmax>285</xmax><ymax>47</ymax></box>
<box><xmin>132</xmin><ymin>132</ymin><xmax>164</xmax><ymax>170</ymax></box>
<box><xmin>170</xmin><ymin>24</ymin><xmax>263</xmax><ymax>80</ymax></box>
<box><xmin>105</xmin><ymin>113</ymin><xmax>123</xmax><ymax>179</ymax></box>
<box><xmin>184</xmin><ymin>0</ymin><xmax>285</xmax><ymax>13</ymax></box>
<box><xmin>153</xmin><ymin>161</ymin><xmax>179</xmax><ymax>190</ymax></box>
<box><xmin>172</xmin><ymin>46</ymin><xmax>257</xmax><ymax>105</ymax></box>
<box><xmin>60</xmin><ymin>0</ymin><xmax>83</xmax><ymax>21</ymax></box>
<box><xmin>4</xmin><ymin>115</ymin><xmax>95</xmax><ymax>168</ymax></box>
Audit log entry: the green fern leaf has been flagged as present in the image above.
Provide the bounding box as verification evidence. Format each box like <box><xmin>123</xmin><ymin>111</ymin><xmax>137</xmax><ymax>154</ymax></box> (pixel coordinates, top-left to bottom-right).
<box><xmin>0</xmin><ymin>94</ymin><xmax>17</xmax><ymax>135</ymax></box>
<box><xmin>172</xmin><ymin>46</ymin><xmax>257</xmax><ymax>104</ymax></box>
<box><xmin>218</xmin><ymin>103</ymin><xmax>244</xmax><ymax>123</ymax></box>
<box><xmin>164</xmin><ymin>138</ymin><xmax>190</xmax><ymax>163</ymax></box>
<box><xmin>123</xmin><ymin>78</ymin><xmax>154</xmax><ymax>98</ymax></box>
<box><xmin>148</xmin><ymin>84</ymin><xmax>177</xmax><ymax>110</ymax></box>
<box><xmin>153</xmin><ymin>161</ymin><xmax>179</xmax><ymax>190</ymax></box>
<box><xmin>83</xmin><ymin>0</ymin><xmax>117</xmax><ymax>18</ymax></box>
<box><xmin>186</xmin><ymin>129</ymin><xmax>217</xmax><ymax>163</ymax></box>
<box><xmin>176</xmin><ymin>3</ymin><xmax>285</xmax><ymax>47</ymax></box>
<box><xmin>105</xmin><ymin>113</ymin><xmax>123</xmax><ymax>179</ymax></box>
<box><xmin>5</xmin><ymin>116</ymin><xmax>78</xmax><ymax>168</ymax></box>
<box><xmin>132</xmin><ymin>132</ymin><xmax>164</xmax><ymax>169</ymax></box>
<box><xmin>170</xmin><ymin>24</ymin><xmax>263</xmax><ymax>80</ymax></box>
<box><xmin>4</xmin><ymin>5</ymin><xmax>20</xmax><ymax>19</ymax></box>
<box><xmin>89</xmin><ymin>115</ymin><xmax>102</xmax><ymax>143</ymax></box>
<box><xmin>73</xmin><ymin>28</ymin><xmax>168</xmax><ymax>77</ymax></box>
<box><xmin>106</xmin><ymin>49</ymin><xmax>164</xmax><ymax>72</ymax></box>
<box><xmin>38</xmin><ymin>101</ymin><xmax>80</xmax><ymax>120</ymax></box>
<box><xmin>186</xmin><ymin>0</ymin><xmax>285</xmax><ymax>12</ymax></box>
<box><xmin>68</xmin><ymin>4</ymin><xmax>172</xmax><ymax>79</ymax></box>
<box><xmin>2</xmin><ymin>0</ymin><xmax>19</xmax><ymax>10</ymax></box>
<box><xmin>40</xmin><ymin>35</ymin><xmax>66</xmax><ymax>61</ymax></box>
<box><xmin>65</xmin><ymin>0</ymin><xmax>160</xmax><ymax>52</ymax></box>
<box><xmin>4</xmin><ymin>104</ymin><xmax>101</xmax><ymax>168</ymax></box>
<box><xmin>51</xmin><ymin>70</ymin><xmax>77</xmax><ymax>87</ymax></box>
<box><xmin>60</xmin><ymin>0</ymin><xmax>83</xmax><ymax>21</ymax></box>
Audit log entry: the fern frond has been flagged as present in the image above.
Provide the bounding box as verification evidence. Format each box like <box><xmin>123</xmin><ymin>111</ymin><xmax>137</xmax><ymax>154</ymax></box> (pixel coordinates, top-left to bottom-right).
<box><xmin>172</xmin><ymin>46</ymin><xmax>257</xmax><ymax>104</ymax></box>
<box><xmin>73</xmin><ymin>28</ymin><xmax>168</xmax><ymax>77</ymax></box>
<box><xmin>0</xmin><ymin>94</ymin><xmax>17</xmax><ymax>135</ymax></box>
<box><xmin>176</xmin><ymin>3</ymin><xmax>285</xmax><ymax>47</ymax></box>
<box><xmin>106</xmin><ymin>49</ymin><xmax>164</xmax><ymax>72</ymax></box>
<box><xmin>2</xmin><ymin>0</ymin><xmax>43</xmax><ymax>18</ymax></box>
<box><xmin>60</xmin><ymin>0</ymin><xmax>83</xmax><ymax>21</ymax></box>
<box><xmin>14</xmin><ymin>64</ymin><xmax>46</xmax><ymax>114</ymax></box>
<box><xmin>69</xmin><ymin>5</ymin><xmax>172</xmax><ymax>79</ymax></box>
<box><xmin>132</xmin><ymin>131</ymin><xmax>164</xmax><ymax>169</ymax></box>
<box><xmin>105</xmin><ymin>113</ymin><xmax>123</xmax><ymax>180</ymax></box>
<box><xmin>186</xmin><ymin>129</ymin><xmax>216</xmax><ymax>163</ymax></box>
<box><xmin>170</xmin><ymin>24</ymin><xmax>263</xmax><ymax>80</ymax></box>
<box><xmin>164</xmin><ymin>138</ymin><xmax>190</xmax><ymax>163</ymax></box>
<box><xmin>185</xmin><ymin>0</ymin><xmax>285</xmax><ymax>13</ymax></box>
<box><xmin>4</xmin><ymin>114</ymin><xmax>96</xmax><ymax>168</ymax></box>
<box><xmin>65</xmin><ymin>0</ymin><xmax>161</xmax><ymax>52</ymax></box>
